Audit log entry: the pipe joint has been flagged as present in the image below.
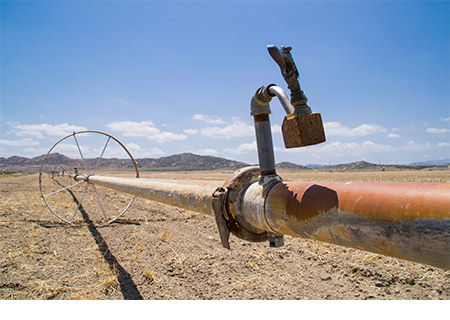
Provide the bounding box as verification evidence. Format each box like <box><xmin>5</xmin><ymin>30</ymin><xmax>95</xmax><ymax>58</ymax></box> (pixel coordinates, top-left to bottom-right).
<box><xmin>250</xmin><ymin>86</ymin><xmax>273</xmax><ymax>116</ymax></box>
<box><xmin>212</xmin><ymin>167</ymin><xmax>284</xmax><ymax>248</ymax></box>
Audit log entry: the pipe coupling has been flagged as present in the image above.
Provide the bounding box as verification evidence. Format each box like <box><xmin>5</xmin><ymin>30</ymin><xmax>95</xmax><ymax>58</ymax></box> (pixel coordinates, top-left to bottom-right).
<box><xmin>212</xmin><ymin>167</ymin><xmax>268</xmax><ymax>249</ymax></box>
<box><xmin>250</xmin><ymin>86</ymin><xmax>273</xmax><ymax>116</ymax></box>
<box><xmin>212</xmin><ymin>166</ymin><xmax>284</xmax><ymax>248</ymax></box>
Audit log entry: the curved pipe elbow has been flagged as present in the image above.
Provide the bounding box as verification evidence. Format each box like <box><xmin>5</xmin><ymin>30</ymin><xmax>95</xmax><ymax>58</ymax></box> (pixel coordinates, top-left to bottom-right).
<box><xmin>267</xmin><ymin>85</ymin><xmax>295</xmax><ymax>115</ymax></box>
<box><xmin>250</xmin><ymin>87</ymin><xmax>272</xmax><ymax>116</ymax></box>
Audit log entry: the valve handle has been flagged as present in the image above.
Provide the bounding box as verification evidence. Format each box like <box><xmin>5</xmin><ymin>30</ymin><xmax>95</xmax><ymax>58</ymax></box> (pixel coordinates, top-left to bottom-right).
<box><xmin>267</xmin><ymin>45</ymin><xmax>288</xmax><ymax>74</ymax></box>
<box><xmin>267</xmin><ymin>45</ymin><xmax>307</xmax><ymax>107</ymax></box>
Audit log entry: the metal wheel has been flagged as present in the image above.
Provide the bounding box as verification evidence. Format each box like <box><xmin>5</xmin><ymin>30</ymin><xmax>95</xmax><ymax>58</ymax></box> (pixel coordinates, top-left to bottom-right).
<box><xmin>39</xmin><ymin>131</ymin><xmax>139</xmax><ymax>224</ymax></box>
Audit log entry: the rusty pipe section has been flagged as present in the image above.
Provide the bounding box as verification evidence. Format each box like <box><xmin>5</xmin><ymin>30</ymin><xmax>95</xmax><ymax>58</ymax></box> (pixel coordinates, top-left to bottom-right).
<box><xmin>82</xmin><ymin>173</ymin><xmax>449</xmax><ymax>269</ymax></box>
<box><xmin>87</xmin><ymin>175</ymin><xmax>221</xmax><ymax>216</ymax></box>
<box><xmin>237</xmin><ymin>180</ymin><xmax>450</xmax><ymax>269</ymax></box>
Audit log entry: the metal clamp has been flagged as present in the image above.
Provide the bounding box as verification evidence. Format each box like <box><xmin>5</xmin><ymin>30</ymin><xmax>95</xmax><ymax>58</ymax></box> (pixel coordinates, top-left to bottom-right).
<box><xmin>212</xmin><ymin>167</ymin><xmax>269</xmax><ymax>249</ymax></box>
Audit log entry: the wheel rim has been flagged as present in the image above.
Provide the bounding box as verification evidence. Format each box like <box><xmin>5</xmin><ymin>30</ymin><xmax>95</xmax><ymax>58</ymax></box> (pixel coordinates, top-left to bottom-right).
<box><xmin>39</xmin><ymin>131</ymin><xmax>139</xmax><ymax>224</ymax></box>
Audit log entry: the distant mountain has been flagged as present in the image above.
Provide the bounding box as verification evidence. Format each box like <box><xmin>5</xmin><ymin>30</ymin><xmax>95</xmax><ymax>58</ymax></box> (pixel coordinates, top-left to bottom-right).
<box><xmin>0</xmin><ymin>152</ymin><xmax>250</xmax><ymax>173</ymax></box>
<box><xmin>276</xmin><ymin>161</ymin><xmax>310</xmax><ymax>170</ymax></box>
<box><xmin>324</xmin><ymin>161</ymin><xmax>380</xmax><ymax>171</ymax></box>
<box><xmin>409</xmin><ymin>159</ymin><xmax>450</xmax><ymax>166</ymax></box>
<box><xmin>135</xmin><ymin>153</ymin><xmax>248</xmax><ymax>171</ymax></box>
<box><xmin>306</xmin><ymin>164</ymin><xmax>324</xmax><ymax>168</ymax></box>
<box><xmin>1</xmin><ymin>153</ymin><xmax>449</xmax><ymax>173</ymax></box>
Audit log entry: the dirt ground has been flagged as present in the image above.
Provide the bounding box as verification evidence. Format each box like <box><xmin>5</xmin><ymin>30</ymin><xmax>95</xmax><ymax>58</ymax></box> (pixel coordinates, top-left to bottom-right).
<box><xmin>0</xmin><ymin>170</ymin><xmax>449</xmax><ymax>300</ymax></box>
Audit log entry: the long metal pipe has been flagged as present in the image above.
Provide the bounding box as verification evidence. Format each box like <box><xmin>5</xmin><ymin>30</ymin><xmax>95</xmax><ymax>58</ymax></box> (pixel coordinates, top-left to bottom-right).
<box><xmin>79</xmin><ymin>174</ymin><xmax>449</xmax><ymax>269</ymax></box>
<box><xmin>238</xmin><ymin>180</ymin><xmax>450</xmax><ymax>270</ymax></box>
<box><xmin>87</xmin><ymin>175</ymin><xmax>220</xmax><ymax>216</ymax></box>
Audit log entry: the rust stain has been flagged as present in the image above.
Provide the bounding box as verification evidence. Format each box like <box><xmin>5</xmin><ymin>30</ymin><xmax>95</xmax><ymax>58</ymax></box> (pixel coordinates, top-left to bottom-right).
<box><xmin>313</xmin><ymin>226</ymin><xmax>352</xmax><ymax>243</ymax></box>
<box><xmin>266</xmin><ymin>182</ymin><xmax>338</xmax><ymax>221</ymax></box>
<box><xmin>331</xmin><ymin>225</ymin><xmax>352</xmax><ymax>242</ymax></box>
<box><xmin>371</xmin><ymin>238</ymin><xmax>407</xmax><ymax>260</ymax></box>
<box><xmin>314</xmin><ymin>228</ymin><xmax>332</xmax><ymax>242</ymax></box>
<box><xmin>267</xmin><ymin>181</ymin><xmax>450</xmax><ymax>223</ymax></box>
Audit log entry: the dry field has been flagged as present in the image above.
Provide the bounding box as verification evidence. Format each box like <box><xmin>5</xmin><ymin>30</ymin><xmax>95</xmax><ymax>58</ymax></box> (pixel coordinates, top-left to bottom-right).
<box><xmin>0</xmin><ymin>169</ymin><xmax>449</xmax><ymax>300</ymax></box>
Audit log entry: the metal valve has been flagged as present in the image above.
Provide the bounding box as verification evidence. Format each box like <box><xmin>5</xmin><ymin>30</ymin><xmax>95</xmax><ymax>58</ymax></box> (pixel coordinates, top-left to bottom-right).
<box><xmin>267</xmin><ymin>45</ymin><xmax>326</xmax><ymax>148</ymax></box>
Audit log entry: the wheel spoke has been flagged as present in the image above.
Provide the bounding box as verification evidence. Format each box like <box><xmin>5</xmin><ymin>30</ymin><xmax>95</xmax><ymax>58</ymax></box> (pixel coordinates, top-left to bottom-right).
<box><xmin>43</xmin><ymin>180</ymin><xmax>86</xmax><ymax>198</ymax></box>
<box><xmin>99</xmin><ymin>170</ymin><xmax>116</xmax><ymax>177</ymax></box>
<box><xmin>92</xmin><ymin>184</ymin><xmax>107</xmax><ymax>220</ymax></box>
<box><xmin>108</xmin><ymin>196</ymin><xmax>135</xmax><ymax>223</ymax></box>
<box><xmin>73</xmin><ymin>133</ymin><xmax>90</xmax><ymax>175</ymax></box>
<box><xmin>57</xmin><ymin>164</ymin><xmax>70</xmax><ymax>175</ymax></box>
<box><xmin>93</xmin><ymin>136</ymin><xmax>110</xmax><ymax>175</ymax></box>
<box><xmin>69</xmin><ymin>184</ymin><xmax>89</xmax><ymax>223</ymax></box>
<box><xmin>39</xmin><ymin>130</ymin><xmax>140</xmax><ymax>224</ymax></box>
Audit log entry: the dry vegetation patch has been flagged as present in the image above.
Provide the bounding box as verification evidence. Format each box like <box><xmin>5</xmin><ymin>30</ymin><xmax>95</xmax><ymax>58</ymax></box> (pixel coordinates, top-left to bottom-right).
<box><xmin>0</xmin><ymin>171</ymin><xmax>449</xmax><ymax>299</ymax></box>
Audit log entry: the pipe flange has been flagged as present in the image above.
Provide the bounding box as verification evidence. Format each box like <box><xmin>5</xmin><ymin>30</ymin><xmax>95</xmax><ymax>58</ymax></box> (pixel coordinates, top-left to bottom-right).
<box><xmin>212</xmin><ymin>166</ymin><xmax>268</xmax><ymax>249</ymax></box>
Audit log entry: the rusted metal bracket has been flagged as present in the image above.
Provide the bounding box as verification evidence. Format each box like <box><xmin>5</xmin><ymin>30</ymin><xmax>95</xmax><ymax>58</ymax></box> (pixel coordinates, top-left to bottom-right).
<box><xmin>212</xmin><ymin>187</ymin><xmax>231</xmax><ymax>249</ymax></box>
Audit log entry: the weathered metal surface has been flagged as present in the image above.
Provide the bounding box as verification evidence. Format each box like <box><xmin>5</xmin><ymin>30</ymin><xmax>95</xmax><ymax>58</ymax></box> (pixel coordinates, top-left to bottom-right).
<box><xmin>282</xmin><ymin>113</ymin><xmax>326</xmax><ymax>148</ymax></box>
<box><xmin>267</xmin><ymin>45</ymin><xmax>308</xmax><ymax>107</ymax></box>
<box><xmin>240</xmin><ymin>180</ymin><xmax>450</xmax><ymax>269</ymax></box>
<box><xmin>212</xmin><ymin>187</ymin><xmax>231</xmax><ymax>248</ymax></box>
<box><xmin>83</xmin><ymin>172</ymin><xmax>449</xmax><ymax>269</ymax></box>
<box><xmin>253</xmin><ymin>118</ymin><xmax>277</xmax><ymax>176</ymax></box>
<box><xmin>88</xmin><ymin>176</ymin><xmax>221</xmax><ymax>216</ymax></box>
<box><xmin>213</xmin><ymin>167</ymin><xmax>268</xmax><ymax>248</ymax></box>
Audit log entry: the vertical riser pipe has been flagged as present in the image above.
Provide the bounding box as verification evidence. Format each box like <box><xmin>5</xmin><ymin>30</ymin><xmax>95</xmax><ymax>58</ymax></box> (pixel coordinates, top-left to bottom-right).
<box><xmin>253</xmin><ymin>114</ymin><xmax>276</xmax><ymax>176</ymax></box>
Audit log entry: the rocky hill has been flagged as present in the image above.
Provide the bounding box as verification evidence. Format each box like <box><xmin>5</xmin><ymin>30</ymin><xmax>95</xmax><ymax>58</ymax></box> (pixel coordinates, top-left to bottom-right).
<box><xmin>0</xmin><ymin>152</ymin><xmax>250</xmax><ymax>173</ymax></box>
<box><xmin>324</xmin><ymin>161</ymin><xmax>379</xmax><ymax>171</ymax></box>
<box><xmin>1</xmin><ymin>154</ymin><xmax>448</xmax><ymax>173</ymax></box>
<box><xmin>135</xmin><ymin>153</ymin><xmax>248</xmax><ymax>171</ymax></box>
<box><xmin>276</xmin><ymin>161</ymin><xmax>309</xmax><ymax>170</ymax></box>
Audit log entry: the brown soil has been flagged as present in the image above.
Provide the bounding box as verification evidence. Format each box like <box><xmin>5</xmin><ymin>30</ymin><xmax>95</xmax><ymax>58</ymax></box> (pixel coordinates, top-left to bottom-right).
<box><xmin>0</xmin><ymin>170</ymin><xmax>449</xmax><ymax>300</ymax></box>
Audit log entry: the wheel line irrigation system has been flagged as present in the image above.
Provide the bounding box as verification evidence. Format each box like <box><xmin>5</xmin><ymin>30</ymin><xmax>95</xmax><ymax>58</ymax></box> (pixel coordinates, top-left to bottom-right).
<box><xmin>39</xmin><ymin>45</ymin><xmax>450</xmax><ymax>271</ymax></box>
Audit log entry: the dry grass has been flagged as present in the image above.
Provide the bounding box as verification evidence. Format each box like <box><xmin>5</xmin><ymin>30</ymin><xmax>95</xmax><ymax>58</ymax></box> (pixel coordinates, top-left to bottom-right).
<box><xmin>1</xmin><ymin>171</ymin><xmax>449</xmax><ymax>300</ymax></box>
<box><xmin>143</xmin><ymin>269</ymin><xmax>156</xmax><ymax>283</ymax></box>
<box><xmin>159</xmin><ymin>229</ymin><xmax>173</xmax><ymax>242</ymax></box>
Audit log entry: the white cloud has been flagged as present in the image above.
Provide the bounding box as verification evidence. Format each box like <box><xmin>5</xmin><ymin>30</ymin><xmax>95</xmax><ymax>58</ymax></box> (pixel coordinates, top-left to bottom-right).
<box><xmin>426</xmin><ymin>127</ymin><xmax>450</xmax><ymax>134</ymax></box>
<box><xmin>322</xmin><ymin>141</ymin><xmax>392</xmax><ymax>153</ymax></box>
<box><xmin>198</xmin><ymin>118</ymin><xmax>254</xmax><ymax>139</ymax></box>
<box><xmin>277</xmin><ymin>140</ymin><xmax>393</xmax><ymax>156</ymax></box>
<box><xmin>271</xmin><ymin>124</ymin><xmax>282</xmax><ymax>134</ymax></box>
<box><xmin>225</xmin><ymin>141</ymin><xmax>257</xmax><ymax>154</ymax></box>
<box><xmin>437</xmin><ymin>142</ymin><xmax>450</xmax><ymax>147</ymax></box>
<box><xmin>107</xmin><ymin>121</ymin><xmax>156</xmax><ymax>136</ymax></box>
<box><xmin>402</xmin><ymin>140</ymin><xmax>436</xmax><ymax>151</ymax></box>
<box><xmin>54</xmin><ymin>143</ymin><xmax>87</xmax><ymax>158</ymax></box>
<box><xmin>184</xmin><ymin>129</ymin><xmax>199</xmax><ymax>135</ymax></box>
<box><xmin>192</xmin><ymin>114</ymin><xmax>225</xmax><ymax>124</ymax></box>
<box><xmin>441</xmin><ymin>117</ymin><xmax>450</xmax><ymax>122</ymax></box>
<box><xmin>107</xmin><ymin>121</ymin><xmax>187</xmax><ymax>143</ymax></box>
<box><xmin>125</xmin><ymin>143</ymin><xmax>165</xmax><ymax>157</ymax></box>
<box><xmin>0</xmin><ymin>138</ymin><xmax>40</xmax><ymax>147</ymax></box>
<box><xmin>9</xmin><ymin>122</ymin><xmax>87</xmax><ymax>139</ymax></box>
<box><xmin>194</xmin><ymin>148</ymin><xmax>218</xmax><ymax>155</ymax></box>
<box><xmin>388</xmin><ymin>133</ymin><xmax>400</xmax><ymax>138</ymax></box>
<box><xmin>324</xmin><ymin>122</ymin><xmax>387</xmax><ymax>136</ymax></box>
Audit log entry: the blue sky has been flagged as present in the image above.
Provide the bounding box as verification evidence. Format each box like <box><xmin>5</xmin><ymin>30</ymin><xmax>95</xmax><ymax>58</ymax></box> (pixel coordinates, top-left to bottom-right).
<box><xmin>1</xmin><ymin>0</ymin><xmax>449</xmax><ymax>165</ymax></box>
